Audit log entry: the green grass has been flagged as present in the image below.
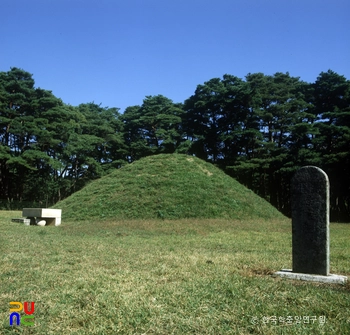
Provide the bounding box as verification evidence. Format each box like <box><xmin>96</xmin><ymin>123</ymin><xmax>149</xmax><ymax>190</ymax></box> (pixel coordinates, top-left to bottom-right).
<box><xmin>1</xmin><ymin>211</ymin><xmax>349</xmax><ymax>334</ymax></box>
<box><xmin>53</xmin><ymin>154</ymin><xmax>284</xmax><ymax>221</ymax></box>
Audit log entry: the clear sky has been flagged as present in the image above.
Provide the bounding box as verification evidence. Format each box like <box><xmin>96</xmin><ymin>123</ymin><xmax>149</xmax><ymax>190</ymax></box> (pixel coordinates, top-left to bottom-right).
<box><xmin>2</xmin><ymin>0</ymin><xmax>349</xmax><ymax>113</ymax></box>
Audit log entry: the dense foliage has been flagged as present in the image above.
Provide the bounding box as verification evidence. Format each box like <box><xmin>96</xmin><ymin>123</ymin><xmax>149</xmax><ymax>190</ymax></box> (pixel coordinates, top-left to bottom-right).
<box><xmin>1</xmin><ymin>68</ymin><xmax>349</xmax><ymax>220</ymax></box>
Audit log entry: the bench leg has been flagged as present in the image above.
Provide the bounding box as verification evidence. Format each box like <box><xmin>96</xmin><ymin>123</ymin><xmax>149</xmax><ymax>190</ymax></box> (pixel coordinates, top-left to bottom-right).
<box><xmin>26</xmin><ymin>217</ymin><xmax>36</xmax><ymax>225</ymax></box>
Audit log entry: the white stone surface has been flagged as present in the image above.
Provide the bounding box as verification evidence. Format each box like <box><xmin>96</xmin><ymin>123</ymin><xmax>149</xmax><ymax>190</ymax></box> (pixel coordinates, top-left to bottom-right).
<box><xmin>274</xmin><ymin>269</ymin><xmax>347</xmax><ymax>284</ymax></box>
<box><xmin>36</xmin><ymin>220</ymin><xmax>47</xmax><ymax>226</ymax></box>
<box><xmin>55</xmin><ymin>217</ymin><xmax>61</xmax><ymax>226</ymax></box>
<box><xmin>22</xmin><ymin>208</ymin><xmax>61</xmax><ymax>218</ymax></box>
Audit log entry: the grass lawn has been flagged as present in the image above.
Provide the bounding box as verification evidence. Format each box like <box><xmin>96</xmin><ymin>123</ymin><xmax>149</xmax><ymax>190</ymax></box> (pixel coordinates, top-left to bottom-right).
<box><xmin>0</xmin><ymin>211</ymin><xmax>349</xmax><ymax>334</ymax></box>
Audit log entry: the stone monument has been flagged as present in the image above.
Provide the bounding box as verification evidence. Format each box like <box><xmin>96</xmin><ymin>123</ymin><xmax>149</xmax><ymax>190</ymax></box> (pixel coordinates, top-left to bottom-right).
<box><xmin>292</xmin><ymin>166</ymin><xmax>329</xmax><ymax>275</ymax></box>
<box><xmin>274</xmin><ymin>166</ymin><xmax>347</xmax><ymax>284</ymax></box>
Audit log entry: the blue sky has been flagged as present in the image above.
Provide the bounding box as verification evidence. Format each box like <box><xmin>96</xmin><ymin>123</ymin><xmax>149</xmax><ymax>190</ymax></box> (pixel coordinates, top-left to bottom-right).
<box><xmin>2</xmin><ymin>0</ymin><xmax>349</xmax><ymax>113</ymax></box>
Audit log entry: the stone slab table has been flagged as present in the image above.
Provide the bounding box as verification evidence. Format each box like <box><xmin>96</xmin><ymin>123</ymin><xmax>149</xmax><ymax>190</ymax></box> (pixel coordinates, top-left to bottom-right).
<box><xmin>22</xmin><ymin>208</ymin><xmax>62</xmax><ymax>226</ymax></box>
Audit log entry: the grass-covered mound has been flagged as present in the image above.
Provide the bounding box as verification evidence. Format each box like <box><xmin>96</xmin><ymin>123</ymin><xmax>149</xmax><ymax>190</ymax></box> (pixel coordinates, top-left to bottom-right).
<box><xmin>54</xmin><ymin>154</ymin><xmax>284</xmax><ymax>220</ymax></box>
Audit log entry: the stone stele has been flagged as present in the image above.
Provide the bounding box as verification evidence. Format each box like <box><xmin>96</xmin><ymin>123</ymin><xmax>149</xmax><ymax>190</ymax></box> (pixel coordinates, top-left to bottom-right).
<box><xmin>274</xmin><ymin>166</ymin><xmax>347</xmax><ymax>284</ymax></box>
<box><xmin>292</xmin><ymin>166</ymin><xmax>329</xmax><ymax>275</ymax></box>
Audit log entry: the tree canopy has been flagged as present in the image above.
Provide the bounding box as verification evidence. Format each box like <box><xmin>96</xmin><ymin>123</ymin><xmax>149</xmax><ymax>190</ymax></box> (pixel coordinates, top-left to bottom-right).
<box><xmin>1</xmin><ymin>67</ymin><xmax>349</xmax><ymax>220</ymax></box>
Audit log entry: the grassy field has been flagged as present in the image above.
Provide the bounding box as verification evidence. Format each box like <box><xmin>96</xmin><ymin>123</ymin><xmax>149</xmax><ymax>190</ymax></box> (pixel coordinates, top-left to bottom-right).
<box><xmin>0</xmin><ymin>211</ymin><xmax>349</xmax><ymax>334</ymax></box>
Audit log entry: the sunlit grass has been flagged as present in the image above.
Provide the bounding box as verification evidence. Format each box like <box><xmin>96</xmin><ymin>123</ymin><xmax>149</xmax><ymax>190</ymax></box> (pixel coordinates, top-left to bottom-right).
<box><xmin>53</xmin><ymin>154</ymin><xmax>284</xmax><ymax>221</ymax></box>
<box><xmin>0</xmin><ymin>211</ymin><xmax>349</xmax><ymax>334</ymax></box>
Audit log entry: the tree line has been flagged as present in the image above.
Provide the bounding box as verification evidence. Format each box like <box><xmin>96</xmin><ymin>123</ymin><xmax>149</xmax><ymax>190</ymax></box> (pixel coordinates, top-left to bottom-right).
<box><xmin>1</xmin><ymin>67</ymin><xmax>349</xmax><ymax>220</ymax></box>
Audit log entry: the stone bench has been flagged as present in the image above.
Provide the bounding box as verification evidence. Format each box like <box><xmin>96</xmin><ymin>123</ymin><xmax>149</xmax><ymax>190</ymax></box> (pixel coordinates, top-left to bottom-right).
<box><xmin>11</xmin><ymin>218</ymin><xmax>31</xmax><ymax>225</ymax></box>
<box><xmin>22</xmin><ymin>208</ymin><xmax>62</xmax><ymax>226</ymax></box>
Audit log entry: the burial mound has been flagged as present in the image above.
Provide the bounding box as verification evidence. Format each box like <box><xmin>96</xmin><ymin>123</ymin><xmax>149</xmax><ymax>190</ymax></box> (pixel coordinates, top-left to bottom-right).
<box><xmin>54</xmin><ymin>154</ymin><xmax>284</xmax><ymax>220</ymax></box>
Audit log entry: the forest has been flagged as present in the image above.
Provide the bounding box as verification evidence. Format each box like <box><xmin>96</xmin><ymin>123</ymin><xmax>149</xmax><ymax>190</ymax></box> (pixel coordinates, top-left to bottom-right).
<box><xmin>0</xmin><ymin>67</ymin><xmax>349</xmax><ymax>221</ymax></box>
